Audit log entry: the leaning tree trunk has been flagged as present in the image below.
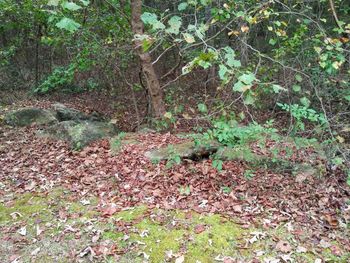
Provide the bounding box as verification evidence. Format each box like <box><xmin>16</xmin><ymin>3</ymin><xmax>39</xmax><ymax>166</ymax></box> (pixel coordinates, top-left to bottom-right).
<box><xmin>130</xmin><ymin>0</ymin><xmax>166</xmax><ymax>118</ymax></box>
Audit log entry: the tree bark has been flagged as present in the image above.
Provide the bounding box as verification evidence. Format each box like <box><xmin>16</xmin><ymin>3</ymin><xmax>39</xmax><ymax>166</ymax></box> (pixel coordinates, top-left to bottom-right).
<box><xmin>130</xmin><ymin>0</ymin><xmax>165</xmax><ymax>118</ymax></box>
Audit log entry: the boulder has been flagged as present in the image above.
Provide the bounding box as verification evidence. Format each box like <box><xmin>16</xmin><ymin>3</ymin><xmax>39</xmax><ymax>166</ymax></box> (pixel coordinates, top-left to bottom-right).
<box><xmin>40</xmin><ymin>120</ymin><xmax>118</xmax><ymax>149</ymax></box>
<box><xmin>5</xmin><ymin>107</ymin><xmax>58</xmax><ymax>127</ymax></box>
<box><xmin>110</xmin><ymin>133</ymin><xmax>139</xmax><ymax>154</ymax></box>
<box><xmin>217</xmin><ymin>146</ymin><xmax>326</xmax><ymax>175</ymax></box>
<box><xmin>144</xmin><ymin>140</ymin><xmax>220</xmax><ymax>161</ymax></box>
<box><xmin>52</xmin><ymin>103</ymin><xmax>103</xmax><ymax>122</ymax></box>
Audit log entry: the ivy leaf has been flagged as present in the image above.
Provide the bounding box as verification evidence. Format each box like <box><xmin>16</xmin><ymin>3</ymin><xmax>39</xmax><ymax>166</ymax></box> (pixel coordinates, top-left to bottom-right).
<box><xmin>244</xmin><ymin>92</ymin><xmax>256</xmax><ymax>105</ymax></box>
<box><xmin>141</xmin><ymin>12</ymin><xmax>165</xmax><ymax>30</ymax></box>
<box><xmin>218</xmin><ymin>64</ymin><xmax>228</xmax><ymax>81</ymax></box>
<box><xmin>223</xmin><ymin>47</ymin><xmax>241</xmax><ymax>68</ymax></box>
<box><xmin>62</xmin><ymin>2</ymin><xmax>82</xmax><ymax>10</ymax></box>
<box><xmin>272</xmin><ymin>84</ymin><xmax>286</xmax><ymax>93</ymax></box>
<box><xmin>344</xmin><ymin>95</ymin><xmax>350</xmax><ymax>102</ymax></box>
<box><xmin>183</xmin><ymin>33</ymin><xmax>195</xmax><ymax>43</ymax></box>
<box><xmin>164</xmin><ymin>112</ymin><xmax>173</xmax><ymax>119</ymax></box>
<box><xmin>178</xmin><ymin>2</ymin><xmax>188</xmax><ymax>11</ymax></box>
<box><xmin>269</xmin><ymin>38</ymin><xmax>277</xmax><ymax>45</ymax></box>
<box><xmin>166</xmin><ymin>16</ymin><xmax>182</xmax><ymax>35</ymax></box>
<box><xmin>198</xmin><ymin>103</ymin><xmax>208</xmax><ymax>113</ymax></box>
<box><xmin>55</xmin><ymin>17</ymin><xmax>81</xmax><ymax>32</ymax></box>
<box><xmin>233</xmin><ymin>81</ymin><xmax>250</xmax><ymax>92</ymax></box>
<box><xmin>239</xmin><ymin>73</ymin><xmax>256</xmax><ymax>85</ymax></box>
<box><xmin>295</xmin><ymin>74</ymin><xmax>303</xmax><ymax>82</ymax></box>
<box><xmin>300</xmin><ymin>97</ymin><xmax>311</xmax><ymax>107</ymax></box>
<box><xmin>292</xmin><ymin>85</ymin><xmax>301</xmax><ymax>92</ymax></box>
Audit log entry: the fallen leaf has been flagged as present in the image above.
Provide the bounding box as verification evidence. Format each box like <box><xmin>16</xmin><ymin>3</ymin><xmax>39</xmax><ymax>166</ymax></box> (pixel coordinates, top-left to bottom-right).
<box><xmin>296</xmin><ymin>246</ymin><xmax>307</xmax><ymax>253</ymax></box>
<box><xmin>80</xmin><ymin>199</ymin><xmax>90</xmax><ymax>206</ymax></box>
<box><xmin>330</xmin><ymin>245</ymin><xmax>342</xmax><ymax>256</ymax></box>
<box><xmin>324</xmin><ymin>214</ymin><xmax>338</xmax><ymax>228</ymax></box>
<box><xmin>275</xmin><ymin>240</ymin><xmax>292</xmax><ymax>253</ymax></box>
<box><xmin>102</xmin><ymin>204</ymin><xmax>118</xmax><ymax>217</ymax></box>
<box><xmin>232</xmin><ymin>204</ymin><xmax>242</xmax><ymax>213</ymax></box>
<box><xmin>175</xmin><ymin>255</ymin><xmax>185</xmax><ymax>263</ymax></box>
<box><xmin>319</xmin><ymin>239</ymin><xmax>331</xmax><ymax>249</ymax></box>
<box><xmin>31</xmin><ymin>247</ymin><xmax>40</xmax><ymax>256</ymax></box>
<box><xmin>194</xmin><ymin>224</ymin><xmax>206</xmax><ymax>234</ymax></box>
<box><xmin>17</xmin><ymin>226</ymin><xmax>27</xmax><ymax>236</ymax></box>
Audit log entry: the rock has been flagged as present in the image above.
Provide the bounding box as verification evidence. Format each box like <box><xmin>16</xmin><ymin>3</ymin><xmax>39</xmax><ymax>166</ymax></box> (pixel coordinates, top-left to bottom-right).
<box><xmin>40</xmin><ymin>120</ymin><xmax>118</xmax><ymax>149</ymax></box>
<box><xmin>110</xmin><ymin>133</ymin><xmax>139</xmax><ymax>154</ymax></box>
<box><xmin>52</xmin><ymin>103</ymin><xmax>103</xmax><ymax>122</ymax></box>
<box><xmin>144</xmin><ymin>140</ymin><xmax>220</xmax><ymax>161</ymax></box>
<box><xmin>217</xmin><ymin>146</ymin><xmax>325</xmax><ymax>175</ymax></box>
<box><xmin>5</xmin><ymin>107</ymin><xmax>58</xmax><ymax>127</ymax></box>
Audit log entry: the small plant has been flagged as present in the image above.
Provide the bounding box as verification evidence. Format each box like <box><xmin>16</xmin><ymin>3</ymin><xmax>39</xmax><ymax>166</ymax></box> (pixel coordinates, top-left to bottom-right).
<box><xmin>204</xmin><ymin>120</ymin><xmax>278</xmax><ymax>147</ymax></box>
<box><xmin>179</xmin><ymin>185</ymin><xmax>191</xmax><ymax>196</ymax></box>
<box><xmin>244</xmin><ymin>169</ymin><xmax>255</xmax><ymax>180</ymax></box>
<box><xmin>277</xmin><ymin>103</ymin><xmax>327</xmax><ymax>132</ymax></box>
<box><xmin>34</xmin><ymin>65</ymin><xmax>75</xmax><ymax>94</ymax></box>
<box><xmin>166</xmin><ymin>145</ymin><xmax>181</xmax><ymax>168</ymax></box>
<box><xmin>212</xmin><ymin>158</ymin><xmax>223</xmax><ymax>171</ymax></box>
<box><xmin>110</xmin><ymin>132</ymin><xmax>126</xmax><ymax>152</ymax></box>
<box><xmin>221</xmin><ymin>186</ymin><xmax>232</xmax><ymax>194</ymax></box>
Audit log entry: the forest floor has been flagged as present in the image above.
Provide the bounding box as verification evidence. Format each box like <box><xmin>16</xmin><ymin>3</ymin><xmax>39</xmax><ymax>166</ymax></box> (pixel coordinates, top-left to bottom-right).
<box><xmin>1</xmin><ymin>100</ymin><xmax>350</xmax><ymax>263</ymax></box>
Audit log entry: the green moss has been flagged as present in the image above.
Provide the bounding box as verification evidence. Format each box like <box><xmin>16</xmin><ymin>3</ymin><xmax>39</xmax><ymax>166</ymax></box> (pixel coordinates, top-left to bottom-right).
<box><xmin>0</xmin><ymin>193</ymin><xmax>52</xmax><ymax>224</ymax></box>
<box><xmin>133</xmin><ymin>219</ymin><xmax>185</xmax><ymax>262</ymax></box>
<box><xmin>186</xmin><ymin>214</ymin><xmax>247</xmax><ymax>262</ymax></box>
<box><xmin>114</xmin><ymin>206</ymin><xmax>148</xmax><ymax>222</ymax></box>
<box><xmin>110</xmin><ymin>132</ymin><xmax>139</xmax><ymax>154</ymax></box>
<box><xmin>103</xmin><ymin>231</ymin><xmax>124</xmax><ymax>241</ymax></box>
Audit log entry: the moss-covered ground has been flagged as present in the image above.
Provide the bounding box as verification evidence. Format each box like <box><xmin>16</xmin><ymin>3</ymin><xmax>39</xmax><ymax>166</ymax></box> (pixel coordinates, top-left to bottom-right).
<box><xmin>1</xmin><ymin>188</ymin><xmax>349</xmax><ymax>263</ymax></box>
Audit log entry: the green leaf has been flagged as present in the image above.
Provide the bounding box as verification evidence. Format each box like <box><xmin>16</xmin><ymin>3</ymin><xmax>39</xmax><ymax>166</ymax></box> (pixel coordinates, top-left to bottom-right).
<box><xmin>239</xmin><ymin>73</ymin><xmax>256</xmax><ymax>85</ymax></box>
<box><xmin>183</xmin><ymin>33</ymin><xmax>195</xmax><ymax>43</ymax></box>
<box><xmin>178</xmin><ymin>2</ymin><xmax>188</xmax><ymax>11</ymax></box>
<box><xmin>198</xmin><ymin>103</ymin><xmax>208</xmax><ymax>113</ymax></box>
<box><xmin>55</xmin><ymin>17</ymin><xmax>81</xmax><ymax>32</ymax></box>
<box><xmin>48</xmin><ymin>0</ymin><xmax>60</xmax><ymax>6</ymax></box>
<box><xmin>272</xmin><ymin>84</ymin><xmax>286</xmax><ymax>93</ymax></box>
<box><xmin>141</xmin><ymin>12</ymin><xmax>165</xmax><ymax>30</ymax></box>
<box><xmin>292</xmin><ymin>85</ymin><xmax>301</xmax><ymax>92</ymax></box>
<box><xmin>61</xmin><ymin>2</ymin><xmax>82</xmax><ymax>10</ymax></box>
<box><xmin>300</xmin><ymin>97</ymin><xmax>311</xmax><ymax>107</ymax></box>
<box><xmin>269</xmin><ymin>38</ymin><xmax>277</xmax><ymax>45</ymax></box>
<box><xmin>218</xmin><ymin>64</ymin><xmax>228</xmax><ymax>81</ymax></box>
<box><xmin>223</xmin><ymin>47</ymin><xmax>241</xmax><ymax>68</ymax></box>
<box><xmin>232</xmin><ymin>81</ymin><xmax>250</xmax><ymax>92</ymax></box>
<box><xmin>79</xmin><ymin>0</ymin><xmax>90</xmax><ymax>6</ymax></box>
<box><xmin>244</xmin><ymin>93</ymin><xmax>255</xmax><ymax>105</ymax></box>
<box><xmin>344</xmin><ymin>95</ymin><xmax>350</xmax><ymax>102</ymax></box>
<box><xmin>212</xmin><ymin>159</ymin><xmax>223</xmax><ymax>171</ymax></box>
<box><xmin>295</xmin><ymin>74</ymin><xmax>303</xmax><ymax>82</ymax></box>
<box><xmin>166</xmin><ymin>16</ymin><xmax>182</xmax><ymax>35</ymax></box>
<box><xmin>164</xmin><ymin>112</ymin><xmax>173</xmax><ymax>119</ymax></box>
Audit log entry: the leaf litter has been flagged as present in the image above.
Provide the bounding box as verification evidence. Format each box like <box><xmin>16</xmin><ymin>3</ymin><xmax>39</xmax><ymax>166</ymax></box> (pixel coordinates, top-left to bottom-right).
<box><xmin>0</xmin><ymin>113</ymin><xmax>350</xmax><ymax>262</ymax></box>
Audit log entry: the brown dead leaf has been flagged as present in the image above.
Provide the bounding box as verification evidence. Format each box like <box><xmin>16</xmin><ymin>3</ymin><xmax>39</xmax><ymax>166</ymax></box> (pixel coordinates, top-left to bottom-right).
<box><xmin>194</xmin><ymin>224</ymin><xmax>206</xmax><ymax>234</ymax></box>
<box><xmin>276</xmin><ymin>240</ymin><xmax>292</xmax><ymax>253</ymax></box>
<box><xmin>232</xmin><ymin>204</ymin><xmax>243</xmax><ymax>213</ymax></box>
<box><xmin>330</xmin><ymin>245</ymin><xmax>342</xmax><ymax>256</ymax></box>
<box><xmin>324</xmin><ymin>214</ymin><xmax>338</xmax><ymax>228</ymax></box>
<box><xmin>101</xmin><ymin>204</ymin><xmax>118</xmax><ymax>217</ymax></box>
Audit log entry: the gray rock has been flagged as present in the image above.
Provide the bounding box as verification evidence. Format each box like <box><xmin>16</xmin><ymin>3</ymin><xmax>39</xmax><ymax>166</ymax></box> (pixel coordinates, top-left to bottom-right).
<box><xmin>5</xmin><ymin>107</ymin><xmax>58</xmax><ymax>127</ymax></box>
<box><xmin>52</xmin><ymin>103</ymin><xmax>102</xmax><ymax>122</ymax></box>
<box><xmin>40</xmin><ymin>120</ymin><xmax>119</xmax><ymax>149</ymax></box>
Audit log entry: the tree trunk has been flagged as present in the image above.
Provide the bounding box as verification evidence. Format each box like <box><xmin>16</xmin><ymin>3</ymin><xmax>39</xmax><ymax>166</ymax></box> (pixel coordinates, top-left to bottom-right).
<box><xmin>130</xmin><ymin>0</ymin><xmax>165</xmax><ymax>118</ymax></box>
